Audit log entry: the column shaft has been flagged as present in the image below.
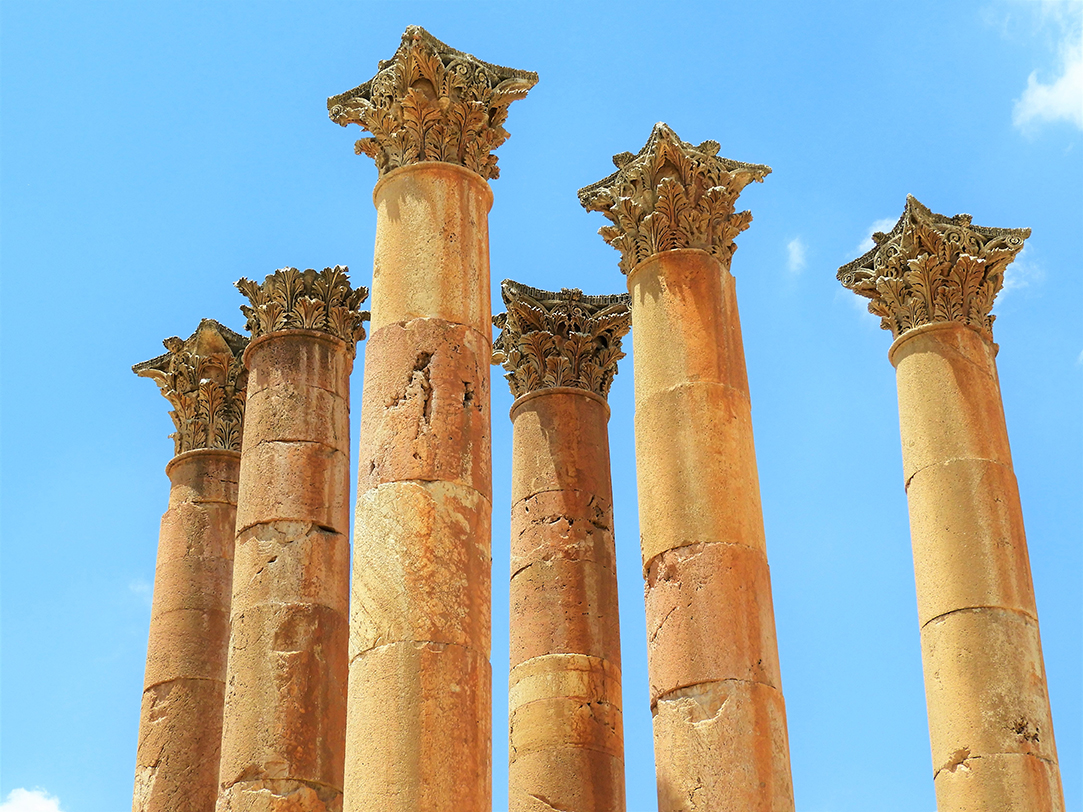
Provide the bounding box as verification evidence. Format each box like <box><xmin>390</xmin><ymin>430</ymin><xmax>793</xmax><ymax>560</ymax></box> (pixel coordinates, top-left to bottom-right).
<box><xmin>891</xmin><ymin>323</ymin><xmax>1064</xmax><ymax>810</ymax></box>
<box><xmin>629</xmin><ymin>249</ymin><xmax>794</xmax><ymax>812</ymax></box>
<box><xmin>508</xmin><ymin>389</ymin><xmax>625</xmax><ymax>812</ymax></box>
<box><xmin>134</xmin><ymin>450</ymin><xmax>238</xmax><ymax>812</ymax></box>
<box><xmin>217</xmin><ymin>329</ymin><xmax>353</xmax><ymax>812</ymax></box>
<box><xmin>346</xmin><ymin>163</ymin><xmax>493</xmax><ymax>812</ymax></box>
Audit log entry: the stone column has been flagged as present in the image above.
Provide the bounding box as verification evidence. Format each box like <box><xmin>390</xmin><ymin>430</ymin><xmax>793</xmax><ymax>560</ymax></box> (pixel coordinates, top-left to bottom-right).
<box><xmin>216</xmin><ymin>266</ymin><xmax>367</xmax><ymax>812</ymax></box>
<box><xmin>132</xmin><ymin>319</ymin><xmax>248</xmax><ymax>812</ymax></box>
<box><xmin>328</xmin><ymin>27</ymin><xmax>537</xmax><ymax>812</ymax></box>
<box><xmin>580</xmin><ymin>124</ymin><xmax>794</xmax><ymax>811</ymax></box>
<box><xmin>838</xmin><ymin>196</ymin><xmax>1064</xmax><ymax>811</ymax></box>
<box><xmin>492</xmin><ymin>281</ymin><xmax>632</xmax><ymax>812</ymax></box>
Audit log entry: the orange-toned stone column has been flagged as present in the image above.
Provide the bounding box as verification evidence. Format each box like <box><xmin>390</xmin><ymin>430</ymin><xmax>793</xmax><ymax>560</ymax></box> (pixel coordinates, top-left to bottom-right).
<box><xmin>580</xmin><ymin>124</ymin><xmax>794</xmax><ymax>811</ymax></box>
<box><xmin>492</xmin><ymin>281</ymin><xmax>632</xmax><ymax>812</ymax></box>
<box><xmin>838</xmin><ymin>196</ymin><xmax>1064</xmax><ymax>811</ymax></box>
<box><xmin>132</xmin><ymin>320</ymin><xmax>248</xmax><ymax>812</ymax></box>
<box><xmin>328</xmin><ymin>27</ymin><xmax>537</xmax><ymax>812</ymax></box>
<box><xmin>216</xmin><ymin>266</ymin><xmax>368</xmax><ymax>812</ymax></box>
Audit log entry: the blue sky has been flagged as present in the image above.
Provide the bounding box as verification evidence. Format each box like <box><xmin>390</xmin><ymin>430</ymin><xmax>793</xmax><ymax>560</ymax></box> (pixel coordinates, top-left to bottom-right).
<box><xmin>1</xmin><ymin>2</ymin><xmax>1080</xmax><ymax>811</ymax></box>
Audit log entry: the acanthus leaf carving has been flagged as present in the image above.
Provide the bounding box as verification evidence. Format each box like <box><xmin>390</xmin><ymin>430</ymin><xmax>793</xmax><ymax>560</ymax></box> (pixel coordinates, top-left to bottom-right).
<box><xmin>236</xmin><ymin>265</ymin><xmax>370</xmax><ymax>353</ymax></box>
<box><xmin>133</xmin><ymin>319</ymin><xmax>249</xmax><ymax>456</ymax></box>
<box><xmin>492</xmin><ymin>280</ymin><xmax>631</xmax><ymax>400</ymax></box>
<box><xmin>837</xmin><ymin>195</ymin><xmax>1029</xmax><ymax>340</ymax></box>
<box><xmin>578</xmin><ymin>123</ymin><xmax>771</xmax><ymax>274</ymax></box>
<box><xmin>327</xmin><ymin>26</ymin><xmax>538</xmax><ymax>181</ymax></box>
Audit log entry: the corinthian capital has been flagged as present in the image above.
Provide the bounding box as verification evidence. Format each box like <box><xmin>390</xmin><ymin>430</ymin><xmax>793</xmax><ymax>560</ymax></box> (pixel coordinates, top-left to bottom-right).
<box><xmin>838</xmin><ymin>195</ymin><xmax>1029</xmax><ymax>340</ymax></box>
<box><xmin>578</xmin><ymin>123</ymin><xmax>771</xmax><ymax>274</ymax></box>
<box><xmin>327</xmin><ymin>26</ymin><xmax>538</xmax><ymax>181</ymax></box>
<box><xmin>236</xmin><ymin>265</ymin><xmax>369</xmax><ymax>352</ymax></box>
<box><xmin>134</xmin><ymin>319</ymin><xmax>249</xmax><ymax>456</ymax></box>
<box><xmin>492</xmin><ymin>280</ymin><xmax>631</xmax><ymax>400</ymax></box>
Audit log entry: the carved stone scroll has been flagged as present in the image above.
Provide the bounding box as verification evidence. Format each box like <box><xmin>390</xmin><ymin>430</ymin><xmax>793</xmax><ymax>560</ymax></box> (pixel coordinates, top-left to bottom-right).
<box><xmin>578</xmin><ymin>123</ymin><xmax>771</xmax><ymax>274</ymax></box>
<box><xmin>328</xmin><ymin>26</ymin><xmax>538</xmax><ymax>180</ymax></box>
<box><xmin>492</xmin><ymin>280</ymin><xmax>631</xmax><ymax>400</ymax></box>
<box><xmin>133</xmin><ymin>319</ymin><xmax>248</xmax><ymax>456</ymax></box>
<box><xmin>236</xmin><ymin>265</ymin><xmax>369</xmax><ymax>351</ymax></box>
<box><xmin>837</xmin><ymin>195</ymin><xmax>1029</xmax><ymax>340</ymax></box>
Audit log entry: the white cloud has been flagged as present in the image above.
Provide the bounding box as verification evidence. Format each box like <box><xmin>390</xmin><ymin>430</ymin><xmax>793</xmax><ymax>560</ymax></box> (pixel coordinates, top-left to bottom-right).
<box><xmin>1013</xmin><ymin>2</ymin><xmax>1083</xmax><ymax>131</ymax></box>
<box><xmin>129</xmin><ymin>578</ymin><xmax>153</xmax><ymax>605</ymax></box>
<box><xmin>0</xmin><ymin>789</ymin><xmax>65</xmax><ymax>812</ymax></box>
<box><xmin>786</xmin><ymin>237</ymin><xmax>807</xmax><ymax>273</ymax></box>
<box><xmin>851</xmin><ymin>217</ymin><xmax>897</xmax><ymax>258</ymax></box>
<box><xmin>998</xmin><ymin>245</ymin><xmax>1046</xmax><ymax>304</ymax></box>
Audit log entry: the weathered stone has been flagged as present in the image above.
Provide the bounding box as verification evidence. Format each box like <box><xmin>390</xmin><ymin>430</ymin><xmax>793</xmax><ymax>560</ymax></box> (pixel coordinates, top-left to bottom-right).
<box><xmin>509</xmin><ymin>748</ymin><xmax>626</xmax><ymax>812</ymax></box>
<box><xmin>357</xmin><ymin>318</ymin><xmax>491</xmax><ymax>497</ymax></box>
<box><xmin>509</xmin><ymin>390</ymin><xmax>615</xmax><ymax>506</ymax></box>
<box><xmin>908</xmin><ymin>458</ymin><xmax>1037</xmax><ymax>626</ymax></box>
<box><xmin>838</xmin><ymin>202</ymin><xmax>1064</xmax><ymax>810</ymax></box>
<box><xmin>344</xmin><ymin>642</ymin><xmax>490</xmax><ymax>812</ymax></box>
<box><xmin>134</xmin><ymin>679</ymin><xmax>226</xmax><ymax>812</ymax></box>
<box><xmin>351</xmin><ymin>480</ymin><xmax>491</xmax><ymax>655</ymax></box>
<box><xmin>510</xmin><ymin>489</ymin><xmax>615</xmax><ymax>576</ymax></box>
<box><xmin>508</xmin><ymin>654</ymin><xmax>622</xmax><ymax>712</ymax></box>
<box><xmin>922</xmin><ymin>608</ymin><xmax>1057</xmax><ymax>768</ymax></box>
<box><xmin>580</xmin><ymin>129</ymin><xmax>792</xmax><ymax>810</ymax></box>
<box><xmin>219</xmin><ymin>277</ymin><xmax>363</xmax><ymax>812</ymax></box>
<box><xmin>644</xmin><ymin>542</ymin><xmax>781</xmax><ymax>704</ymax></box>
<box><xmin>328</xmin><ymin>26</ymin><xmax>537</xmax><ymax>181</ymax></box>
<box><xmin>369</xmin><ymin>163</ymin><xmax>495</xmax><ymax>334</ymax></box>
<box><xmin>653</xmin><ymin>680</ymin><xmax>794</xmax><ymax>812</ymax></box>
<box><xmin>493</xmin><ymin>281</ymin><xmax>630</xmax><ymax>400</ymax></box>
<box><xmin>892</xmin><ymin>323</ymin><xmax>1012</xmax><ymax>482</ymax></box>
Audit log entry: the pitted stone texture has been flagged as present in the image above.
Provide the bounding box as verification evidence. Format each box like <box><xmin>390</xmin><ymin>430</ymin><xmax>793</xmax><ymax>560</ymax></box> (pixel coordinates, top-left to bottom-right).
<box><xmin>371</xmin><ymin>163</ymin><xmax>493</xmax><ymax>335</ymax></box>
<box><xmin>635</xmin><ymin>383</ymin><xmax>764</xmax><ymax>566</ymax></box>
<box><xmin>892</xmin><ymin>324</ymin><xmax>1012</xmax><ymax>482</ymax></box>
<box><xmin>510</xmin><ymin>695</ymin><xmax>623</xmax><ymax>759</ymax></box>
<box><xmin>645</xmin><ymin>542</ymin><xmax>781</xmax><ymax>704</ymax></box>
<box><xmin>166</xmin><ymin>452</ymin><xmax>240</xmax><ymax>507</ymax></box>
<box><xmin>510</xmin><ymin>749</ymin><xmax>625</xmax><ymax>812</ymax></box>
<box><xmin>628</xmin><ymin>250</ymin><xmax>749</xmax><ymax>399</ymax></box>
<box><xmin>653</xmin><ymin>681</ymin><xmax>794</xmax><ymax>812</ymax></box>
<box><xmin>135</xmin><ymin>679</ymin><xmax>225</xmax><ymax>812</ymax></box>
<box><xmin>218</xmin><ymin>602</ymin><xmax>348</xmax><ymax>790</ymax></box>
<box><xmin>245</xmin><ymin>332</ymin><xmax>352</xmax><ymax>410</ymax></box>
<box><xmin>908</xmin><ymin>459</ymin><xmax>1037</xmax><ymax>626</ymax></box>
<box><xmin>344</xmin><ymin>642</ymin><xmax>490</xmax><ymax>812</ymax></box>
<box><xmin>510</xmin><ymin>489</ymin><xmax>615</xmax><ymax>576</ymax></box>
<box><xmin>216</xmin><ymin>781</ymin><xmax>340</xmax><ymax>812</ymax></box>
<box><xmin>236</xmin><ymin>442</ymin><xmax>350</xmax><ymax>534</ymax></box>
<box><xmin>243</xmin><ymin>336</ymin><xmax>351</xmax><ymax>459</ymax></box>
<box><xmin>510</xmin><ymin>559</ymin><xmax>620</xmax><ymax>669</ymax></box>
<box><xmin>923</xmin><ymin>608</ymin><xmax>1058</xmax><ymax>770</ymax></box>
<box><xmin>352</xmin><ymin>480</ymin><xmax>491</xmax><ymax>655</ymax></box>
<box><xmin>231</xmin><ymin>523</ymin><xmax>349</xmax><ymax>615</ymax></box>
<box><xmin>158</xmin><ymin>500</ymin><xmax>237</xmax><ymax>565</ymax></box>
<box><xmin>509</xmin><ymin>654</ymin><xmax>622</xmax><ymax>713</ymax></box>
<box><xmin>934</xmin><ymin>752</ymin><xmax>1065</xmax><ymax>812</ymax></box>
<box><xmin>358</xmin><ymin>318</ymin><xmax>491</xmax><ymax>497</ymax></box>
<box><xmin>510</xmin><ymin>392</ymin><xmax>613</xmax><ymax>506</ymax></box>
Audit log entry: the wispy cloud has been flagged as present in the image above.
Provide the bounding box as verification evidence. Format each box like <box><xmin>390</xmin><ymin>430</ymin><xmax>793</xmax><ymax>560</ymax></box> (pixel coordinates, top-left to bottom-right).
<box><xmin>1013</xmin><ymin>1</ymin><xmax>1083</xmax><ymax>131</ymax></box>
<box><xmin>129</xmin><ymin>578</ymin><xmax>153</xmax><ymax>606</ymax></box>
<box><xmin>998</xmin><ymin>245</ymin><xmax>1046</xmax><ymax>301</ymax></box>
<box><xmin>850</xmin><ymin>217</ymin><xmax>898</xmax><ymax>259</ymax></box>
<box><xmin>0</xmin><ymin>789</ymin><xmax>65</xmax><ymax>812</ymax></box>
<box><xmin>786</xmin><ymin>237</ymin><xmax>807</xmax><ymax>274</ymax></box>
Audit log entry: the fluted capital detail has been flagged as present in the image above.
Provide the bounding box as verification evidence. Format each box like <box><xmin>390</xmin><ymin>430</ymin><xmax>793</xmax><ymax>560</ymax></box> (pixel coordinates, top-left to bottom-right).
<box><xmin>134</xmin><ymin>319</ymin><xmax>249</xmax><ymax>456</ymax></box>
<box><xmin>236</xmin><ymin>265</ymin><xmax>369</xmax><ymax>353</ymax></box>
<box><xmin>838</xmin><ymin>195</ymin><xmax>1030</xmax><ymax>340</ymax></box>
<box><xmin>578</xmin><ymin>123</ymin><xmax>771</xmax><ymax>274</ymax></box>
<box><xmin>327</xmin><ymin>26</ymin><xmax>538</xmax><ymax>181</ymax></box>
<box><xmin>492</xmin><ymin>280</ymin><xmax>631</xmax><ymax>400</ymax></box>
